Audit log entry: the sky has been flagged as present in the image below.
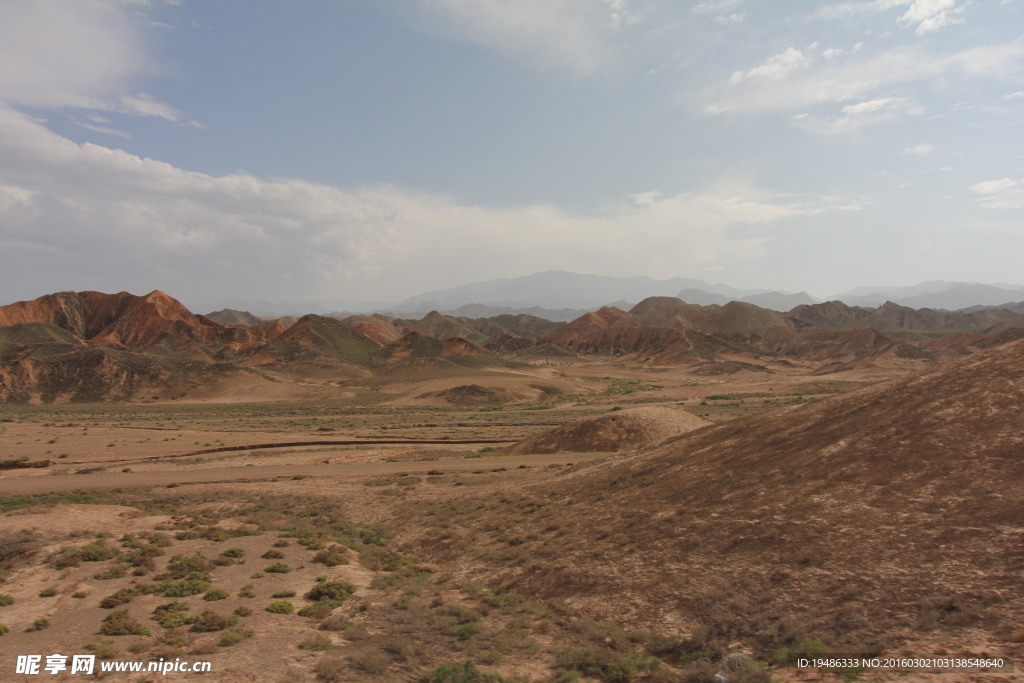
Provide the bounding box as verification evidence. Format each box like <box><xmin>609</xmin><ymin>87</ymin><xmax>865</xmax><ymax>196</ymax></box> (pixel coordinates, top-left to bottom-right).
<box><xmin>0</xmin><ymin>0</ymin><xmax>1022</xmax><ymax>311</ymax></box>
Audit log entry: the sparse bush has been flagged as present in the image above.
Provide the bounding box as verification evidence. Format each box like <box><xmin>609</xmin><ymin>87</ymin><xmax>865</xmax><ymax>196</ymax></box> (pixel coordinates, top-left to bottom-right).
<box><xmin>261</xmin><ymin>549</ymin><xmax>285</xmax><ymax>559</ymax></box>
<box><xmin>0</xmin><ymin>594</ymin><xmax>15</xmax><ymax>606</ymax></box>
<box><xmin>100</xmin><ymin>611</ymin><xmax>150</xmax><ymax>636</ymax></box>
<box><xmin>0</xmin><ymin>624</ymin><xmax>8</xmax><ymax>636</ymax></box>
<box><xmin>164</xmin><ymin>553</ymin><xmax>213</xmax><ymax>578</ymax></box>
<box><xmin>305</xmin><ymin>581</ymin><xmax>355</xmax><ymax>602</ymax></box>
<box><xmin>79</xmin><ymin>541</ymin><xmax>118</xmax><ymax>562</ymax></box>
<box><xmin>152</xmin><ymin>602</ymin><xmax>199</xmax><ymax>629</ymax></box>
<box><xmin>100</xmin><ymin>587</ymin><xmax>139</xmax><ymax>609</ymax></box>
<box><xmin>238</xmin><ymin>584</ymin><xmax>256</xmax><ymax>598</ymax></box>
<box><xmin>219</xmin><ymin>628</ymin><xmax>253</xmax><ymax>647</ymax></box>
<box><xmin>314</xmin><ymin>545</ymin><xmax>349</xmax><ymax>567</ymax></box>
<box><xmin>160</xmin><ymin>573</ymin><xmax>211</xmax><ymax>597</ymax></box>
<box><xmin>233</xmin><ymin>606</ymin><xmax>252</xmax><ymax>617</ymax></box>
<box><xmin>27</xmin><ymin>618</ymin><xmax>50</xmax><ymax>632</ymax></box>
<box><xmin>350</xmin><ymin>651</ymin><xmax>391</xmax><ymax>675</ymax></box>
<box><xmin>85</xmin><ymin>636</ymin><xmax>119</xmax><ymax>659</ymax></box>
<box><xmin>220</xmin><ymin>547</ymin><xmax>245</xmax><ymax>558</ymax></box>
<box><xmin>190</xmin><ymin>610</ymin><xmax>238</xmax><ymax>632</ymax></box>
<box><xmin>315</xmin><ymin>655</ymin><xmax>346</xmax><ymax>682</ymax></box>
<box><xmin>93</xmin><ymin>565</ymin><xmax>127</xmax><ymax>580</ymax></box>
<box><xmin>272</xmin><ymin>590</ymin><xmax>296</xmax><ymax>598</ymax></box>
<box><xmin>298</xmin><ymin>633</ymin><xmax>332</xmax><ymax>650</ymax></box>
<box><xmin>266</xmin><ymin>600</ymin><xmax>295</xmax><ymax>614</ymax></box>
<box><xmin>318</xmin><ymin>614</ymin><xmax>349</xmax><ymax>631</ymax></box>
<box><xmin>429</xmin><ymin>660</ymin><xmax>509</xmax><ymax>682</ymax></box>
<box><xmin>203</xmin><ymin>589</ymin><xmax>230</xmax><ymax>601</ymax></box>
<box><xmin>38</xmin><ymin>585</ymin><xmax>59</xmax><ymax>597</ymax></box>
<box><xmin>298</xmin><ymin>600</ymin><xmax>340</xmax><ymax>619</ymax></box>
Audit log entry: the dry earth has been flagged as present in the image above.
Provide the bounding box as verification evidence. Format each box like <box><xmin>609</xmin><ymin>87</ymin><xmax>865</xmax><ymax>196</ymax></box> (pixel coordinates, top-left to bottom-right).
<box><xmin>1</xmin><ymin>352</ymin><xmax>1021</xmax><ymax>682</ymax></box>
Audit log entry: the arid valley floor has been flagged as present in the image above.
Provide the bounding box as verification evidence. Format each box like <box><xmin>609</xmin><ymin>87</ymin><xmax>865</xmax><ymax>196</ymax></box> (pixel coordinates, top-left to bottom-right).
<box><xmin>1</xmin><ymin>291</ymin><xmax>1022</xmax><ymax>682</ymax></box>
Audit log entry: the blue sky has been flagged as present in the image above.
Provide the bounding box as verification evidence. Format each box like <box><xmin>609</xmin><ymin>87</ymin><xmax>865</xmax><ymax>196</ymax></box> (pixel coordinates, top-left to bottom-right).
<box><xmin>1</xmin><ymin>0</ymin><xmax>1022</xmax><ymax>310</ymax></box>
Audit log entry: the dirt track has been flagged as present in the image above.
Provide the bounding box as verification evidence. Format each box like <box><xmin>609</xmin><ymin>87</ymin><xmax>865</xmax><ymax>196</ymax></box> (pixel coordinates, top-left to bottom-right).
<box><xmin>0</xmin><ymin>452</ymin><xmax>605</xmax><ymax>496</ymax></box>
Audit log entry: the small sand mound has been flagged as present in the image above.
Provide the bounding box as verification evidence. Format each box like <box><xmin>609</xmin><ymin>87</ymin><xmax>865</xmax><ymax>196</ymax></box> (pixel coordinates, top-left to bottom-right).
<box><xmin>505</xmin><ymin>406</ymin><xmax>711</xmax><ymax>455</ymax></box>
<box><xmin>690</xmin><ymin>360</ymin><xmax>771</xmax><ymax>375</ymax></box>
<box><xmin>436</xmin><ymin>384</ymin><xmax>515</xmax><ymax>405</ymax></box>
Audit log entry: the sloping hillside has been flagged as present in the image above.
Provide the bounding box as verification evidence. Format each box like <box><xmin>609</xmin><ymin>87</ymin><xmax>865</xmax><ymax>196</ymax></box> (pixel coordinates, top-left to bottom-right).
<box><xmin>400</xmin><ymin>340</ymin><xmax>1024</xmax><ymax>657</ymax></box>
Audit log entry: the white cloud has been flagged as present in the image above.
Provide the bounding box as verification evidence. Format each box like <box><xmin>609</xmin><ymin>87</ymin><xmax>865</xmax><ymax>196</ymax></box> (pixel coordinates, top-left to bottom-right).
<box><xmin>693</xmin><ymin>0</ymin><xmax>743</xmax><ymax>14</ymax></box>
<box><xmin>903</xmin><ymin>143</ymin><xmax>936</xmax><ymax>155</ymax></box>
<box><xmin>970</xmin><ymin>177</ymin><xmax>1024</xmax><ymax>208</ymax></box>
<box><xmin>0</xmin><ymin>1</ymin><xmax>184</xmax><ymax>122</ymax></box>
<box><xmin>815</xmin><ymin>0</ymin><xmax>963</xmax><ymax>33</ymax></box>
<box><xmin>0</xmin><ymin>106</ymin><xmax>861</xmax><ymax>304</ymax></box>
<box><xmin>693</xmin><ymin>0</ymin><xmax>745</xmax><ymax>24</ymax></box>
<box><xmin>901</xmin><ymin>0</ymin><xmax>963</xmax><ymax>34</ymax></box>
<box><xmin>729</xmin><ymin>47</ymin><xmax>808</xmax><ymax>84</ymax></box>
<box><xmin>707</xmin><ymin>42</ymin><xmax>1024</xmax><ymax>116</ymax></box>
<box><xmin>410</xmin><ymin>0</ymin><xmax>641</xmax><ymax>77</ymax></box>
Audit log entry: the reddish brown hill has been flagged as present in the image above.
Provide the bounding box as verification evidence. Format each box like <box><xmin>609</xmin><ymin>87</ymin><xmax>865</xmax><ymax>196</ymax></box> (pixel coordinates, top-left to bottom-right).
<box><xmin>382</xmin><ymin>331</ymin><xmax>498</xmax><ymax>367</ymax></box>
<box><xmin>546</xmin><ymin>306</ymin><xmax>635</xmax><ymax>347</ymax></box>
<box><xmin>402</xmin><ymin>311</ymin><xmax>481</xmax><ymax>343</ymax></box>
<box><xmin>404</xmin><ymin>340</ymin><xmax>1024</xmax><ymax>657</ymax></box>
<box><xmin>0</xmin><ymin>290</ymin><xmax>229</xmax><ymax>350</ymax></box>
<box><xmin>342</xmin><ymin>315</ymin><xmax>408</xmax><ymax>345</ymax></box>
<box><xmin>240</xmin><ymin>314</ymin><xmax>380</xmax><ymax>373</ymax></box>
<box><xmin>629</xmin><ymin>297</ymin><xmax>795</xmax><ymax>337</ymax></box>
<box><xmin>440</xmin><ymin>337</ymin><xmax>488</xmax><ymax>357</ymax></box>
<box><xmin>789</xmin><ymin>300</ymin><xmax>1017</xmax><ymax>332</ymax></box>
<box><xmin>205</xmin><ymin>308</ymin><xmax>261</xmax><ymax>326</ymax></box>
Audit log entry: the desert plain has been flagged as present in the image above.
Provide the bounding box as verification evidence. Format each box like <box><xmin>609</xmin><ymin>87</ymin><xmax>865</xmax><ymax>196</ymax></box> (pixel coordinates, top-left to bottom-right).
<box><xmin>1</xmin><ymin>290</ymin><xmax>1022</xmax><ymax>682</ymax></box>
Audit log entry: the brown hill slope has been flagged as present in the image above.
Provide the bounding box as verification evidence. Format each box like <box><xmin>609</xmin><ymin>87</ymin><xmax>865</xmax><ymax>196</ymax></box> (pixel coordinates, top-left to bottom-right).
<box><xmin>402</xmin><ymin>340</ymin><xmax>1024</xmax><ymax>657</ymax></box>
<box><xmin>505</xmin><ymin>406</ymin><xmax>711</xmax><ymax>454</ymax></box>
<box><xmin>206</xmin><ymin>308</ymin><xmax>261</xmax><ymax>326</ymax></box>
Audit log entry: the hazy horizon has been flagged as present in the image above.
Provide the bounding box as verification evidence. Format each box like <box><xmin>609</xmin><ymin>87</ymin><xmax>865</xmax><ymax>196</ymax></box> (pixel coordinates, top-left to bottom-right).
<box><xmin>2</xmin><ymin>1</ymin><xmax>1023</xmax><ymax>308</ymax></box>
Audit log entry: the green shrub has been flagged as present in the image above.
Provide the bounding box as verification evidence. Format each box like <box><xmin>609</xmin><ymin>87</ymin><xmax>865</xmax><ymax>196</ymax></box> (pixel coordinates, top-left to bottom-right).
<box><xmin>27</xmin><ymin>618</ymin><xmax>50</xmax><ymax>632</ymax></box>
<box><xmin>203</xmin><ymin>589</ymin><xmax>230</xmax><ymax>601</ymax></box>
<box><xmin>220</xmin><ymin>547</ymin><xmax>245</xmax><ymax>558</ymax></box>
<box><xmin>233</xmin><ymin>606</ymin><xmax>252</xmax><ymax>617</ymax></box>
<box><xmin>99</xmin><ymin>587</ymin><xmax>139</xmax><ymax>609</ymax></box>
<box><xmin>84</xmin><ymin>636</ymin><xmax>119</xmax><ymax>660</ymax></box>
<box><xmin>264</xmin><ymin>562</ymin><xmax>292</xmax><ymax>574</ymax></box>
<box><xmin>164</xmin><ymin>554</ymin><xmax>213</xmax><ymax>578</ymax></box>
<box><xmin>313</xmin><ymin>545</ymin><xmax>349</xmax><ymax>567</ymax></box>
<box><xmin>190</xmin><ymin>610</ymin><xmax>238</xmax><ymax>632</ymax></box>
<box><xmin>298</xmin><ymin>600</ymin><xmax>340</xmax><ymax>619</ymax></box>
<box><xmin>305</xmin><ymin>581</ymin><xmax>355</xmax><ymax>602</ymax></box>
<box><xmin>0</xmin><ymin>624</ymin><xmax>8</xmax><ymax>636</ymax></box>
<box><xmin>93</xmin><ymin>565</ymin><xmax>127</xmax><ymax>580</ymax></box>
<box><xmin>0</xmin><ymin>594</ymin><xmax>15</xmax><ymax>606</ymax></box>
<box><xmin>298</xmin><ymin>633</ymin><xmax>332</xmax><ymax>650</ymax></box>
<box><xmin>219</xmin><ymin>627</ymin><xmax>253</xmax><ymax>646</ymax></box>
<box><xmin>238</xmin><ymin>584</ymin><xmax>256</xmax><ymax>598</ymax></box>
<box><xmin>160</xmin><ymin>572</ymin><xmax>212</xmax><ymax>597</ymax></box>
<box><xmin>79</xmin><ymin>541</ymin><xmax>118</xmax><ymax>562</ymax></box>
<box><xmin>266</xmin><ymin>600</ymin><xmax>295</xmax><ymax>614</ymax></box>
<box><xmin>272</xmin><ymin>590</ymin><xmax>296</xmax><ymax>598</ymax></box>
<box><xmin>152</xmin><ymin>601</ymin><xmax>199</xmax><ymax>628</ymax></box>
<box><xmin>457</xmin><ymin>623</ymin><xmax>479</xmax><ymax>641</ymax></box>
<box><xmin>429</xmin><ymin>660</ymin><xmax>509</xmax><ymax>682</ymax></box>
<box><xmin>99</xmin><ymin>611</ymin><xmax>150</xmax><ymax>636</ymax></box>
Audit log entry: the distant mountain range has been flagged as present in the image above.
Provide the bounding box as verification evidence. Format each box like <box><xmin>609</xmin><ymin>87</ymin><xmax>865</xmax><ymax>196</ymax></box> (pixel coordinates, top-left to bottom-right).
<box><xmin>189</xmin><ymin>272</ymin><xmax>1024</xmax><ymax>319</ymax></box>
<box><xmin>389</xmin><ymin>272</ymin><xmax>1024</xmax><ymax>317</ymax></box>
<box><xmin>3</xmin><ymin>288</ymin><xmax>1023</xmax><ymax>402</ymax></box>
